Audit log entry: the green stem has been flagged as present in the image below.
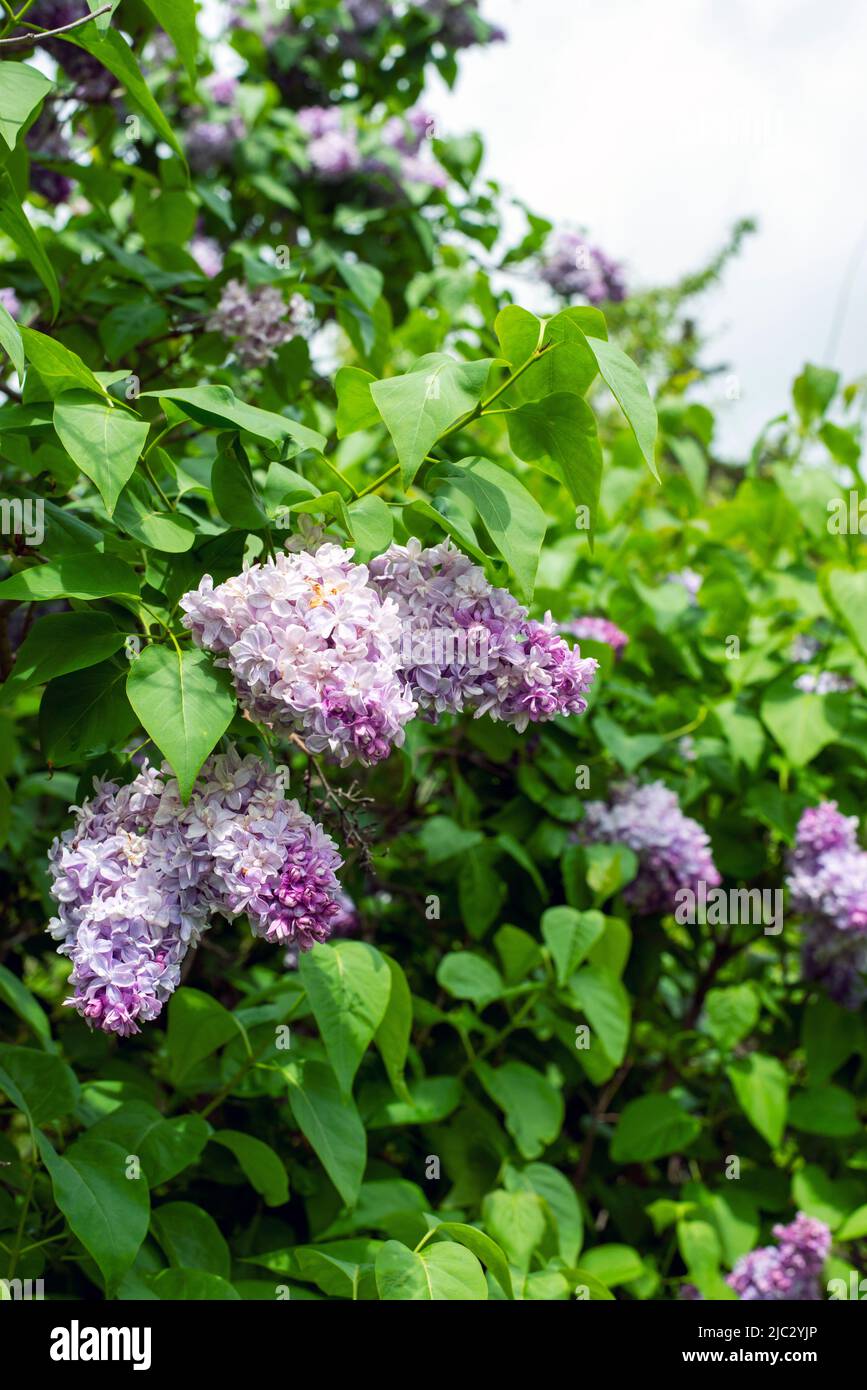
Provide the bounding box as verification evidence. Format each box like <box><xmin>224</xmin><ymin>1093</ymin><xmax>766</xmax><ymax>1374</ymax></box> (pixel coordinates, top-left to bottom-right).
<box><xmin>7</xmin><ymin>1161</ymin><xmax>35</xmax><ymax>1279</ymax></box>
<box><xmin>356</xmin><ymin>463</ymin><xmax>399</xmax><ymax>498</ymax></box>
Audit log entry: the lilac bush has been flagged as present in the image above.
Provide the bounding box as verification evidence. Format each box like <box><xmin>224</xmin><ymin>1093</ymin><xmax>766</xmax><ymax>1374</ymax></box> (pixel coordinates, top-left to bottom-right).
<box><xmin>786</xmin><ymin>802</ymin><xmax>867</xmax><ymax>1007</ymax></box>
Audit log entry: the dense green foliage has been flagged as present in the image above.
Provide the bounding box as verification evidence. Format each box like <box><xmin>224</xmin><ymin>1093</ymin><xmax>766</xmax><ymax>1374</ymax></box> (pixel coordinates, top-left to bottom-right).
<box><xmin>2</xmin><ymin>0</ymin><xmax>867</xmax><ymax>1304</ymax></box>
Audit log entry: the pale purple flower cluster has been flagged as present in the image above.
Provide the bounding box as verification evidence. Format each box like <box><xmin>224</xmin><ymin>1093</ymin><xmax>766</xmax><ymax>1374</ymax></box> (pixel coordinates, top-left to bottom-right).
<box><xmin>727</xmin><ymin>1214</ymin><xmax>830</xmax><ymax>1301</ymax></box>
<box><xmin>46</xmin><ymin>748</ymin><xmax>345</xmax><ymax>1036</ymax></box>
<box><xmin>191</xmin><ymin>234</ymin><xmax>224</xmax><ymax>279</ymax></box>
<box><xmin>381</xmin><ymin>108</ymin><xmax>447</xmax><ymax>188</ymax></box>
<box><xmin>666</xmin><ymin>566</ymin><xmax>703</xmax><ymax>601</ymax></box>
<box><xmin>540</xmin><ymin>231</ymin><xmax>627</xmax><ymax>305</ymax></box>
<box><xmin>297</xmin><ymin>107</ymin><xmax>362</xmax><ymax>179</ymax></box>
<box><xmin>187</xmin><ymin>115</ymin><xmax>245</xmax><ymax>173</ymax></box>
<box><xmin>794</xmin><ymin>671</ymin><xmax>855</xmax><ymax>695</ymax></box>
<box><xmin>565</xmin><ymin>615</ymin><xmax>629</xmax><ymax>658</ymax></box>
<box><xmin>786</xmin><ymin>802</ymin><xmax>867</xmax><ymax>1008</ymax></box>
<box><xmin>180</xmin><ymin>543</ymin><xmax>416</xmax><ymax>766</ymax></box>
<box><xmin>368</xmin><ymin>538</ymin><xmax>597</xmax><ymax>731</ymax></box>
<box><xmin>0</xmin><ymin>288</ymin><xmax>20</xmax><ymax>318</ymax></box>
<box><xmin>575</xmin><ymin>779</ymin><xmax>721</xmax><ymax>914</ymax></box>
<box><xmin>788</xmin><ymin>633</ymin><xmax>823</xmax><ymax>663</ymax></box>
<box><xmin>206</xmin><ymin>280</ymin><xmax>312</xmax><ymax>367</ymax></box>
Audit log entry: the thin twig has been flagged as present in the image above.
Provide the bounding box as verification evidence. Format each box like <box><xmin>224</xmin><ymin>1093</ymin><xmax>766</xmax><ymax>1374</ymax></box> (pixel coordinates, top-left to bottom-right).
<box><xmin>0</xmin><ymin>3</ymin><xmax>111</xmax><ymax>45</ymax></box>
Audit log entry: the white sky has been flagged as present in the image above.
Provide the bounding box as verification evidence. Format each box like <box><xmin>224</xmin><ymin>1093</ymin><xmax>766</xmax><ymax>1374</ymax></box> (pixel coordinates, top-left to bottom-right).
<box><xmin>429</xmin><ymin>0</ymin><xmax>867</xmax><ymax>456</ymax></box>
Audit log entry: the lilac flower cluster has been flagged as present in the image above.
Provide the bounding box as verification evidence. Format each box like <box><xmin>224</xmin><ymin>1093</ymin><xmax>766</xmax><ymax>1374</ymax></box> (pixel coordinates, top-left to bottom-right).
<box><xmin>575</xmin><ymin>779</ymin><xmax>721</xmax><ymax>914</ymax></box>
<box><xmin>296</xmin><ymin>105</ymin><xmax>448</xmax><ymax>189</ymax></box>
<box><xmin>46</xmin><ymin>748</ymin><xmax>345</xmax><ymax>1036</ymax></box>
<box><xmin>191</xmin><ymin>234</ymin><xmax>225</xmax><ymax>280</ymax></box>
<box><xmin>27</xmin><ymin>111</ymin><xmax>73</xmax><ymax>206</ymax></box>
<box><xmin>794</xmin><ymin>671</ymin><xmax>855</xmax><ymax>695</ymax></box>
<box><xmin>0</xmin><ymin>288</ymin><xmax>20</xmax><ymax>318</ymax></box>
<box><xmin>786</xmin><ymin>802</ymin><xmax>867</xmax><ymax>1008</ymax></box>
<box><xmin>540</xmin><ymin>231</ymin><xmax>627</xmax><ymax>305</ymax></box>
<box><xmin>564</xmin><ymin>615</ymin><xmax>630</xmax><ymax>659</ymax></box>
<box><xmin>186</xmin><ymin>114</ymin><xmax>245</xmax><ymax>174</ymax></box>
<box><xmin>368</xmin><ymin>538</ymin><xmax>598</xmax><ymax>730</ymax></box>
<box><xmin>206</xmin><ymin>280</ymin><xmax>312</xmax><ymax>367</ymax></box>
<box><xmin>666</xmin><ymin>567</ymin><xmax>703</xmax><ymax>602</ymax></box>
<box><xmin>727</xmin><ymin>1214</ymin><xmax>831</xmax><ymax>1301</ymax></box>
<box><xmin>180</xmin><ymin>543</ymin><xmax>416</xmax><ymax>767</ymax></box>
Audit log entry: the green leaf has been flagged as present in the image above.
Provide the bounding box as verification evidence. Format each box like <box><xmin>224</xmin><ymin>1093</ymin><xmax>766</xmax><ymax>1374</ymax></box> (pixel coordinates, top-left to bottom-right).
<box><xmin>335</xmin><ymin>366</ymin><xmax>380</xmax><ymax>437</ymax></box>
<box><xmin>299</xmin><ymin>941</ymin><xmax>392</xmax><ymax>1096</ymax></box>
<box><xmin>432</xmin><ymin>1222</ymin><xmax>513</xmax><ymax>1298</ymax></box>
<box><xmin>481</xmin><ymin>1189</ymin><xmax>546</xmax><ymax>1271</ymax></box>
<box><xmin>53</xmin><ymin>391</ymin><xmax>149</xmax><ymax>514</ymax></box>
<box><xmin>1</xmin><ymin>612</ymin><xmax>125</xmax><ymax>702</ymax></box>
<box><xmin>588</xmin><ymin>336</ymin><xmax>658</xmax><ymax>479</ymax></box>
<box><xmin>0</xmin><ymin>172</ymin><xmax>60</xmax><ymax>316</ymax></box>
<box><xmin>0</xmin><ymin>553</ymin><xmax>140</xmax><ymax>602</ymax></box>
<box><xmin>793</xmin><ymin>363</ymin><xmax>839</xmax><ymax>424</ymax></box>
<box><xmin>347</xmin><ymin>493</ymin><xmax>393</xmax><ymax>561</ymax></box>
<box><xmin>87</xmin><ymin>1102</ymin><xmax>210</xmax><ymax>1187</ymax></box>
<box><xmin>212</xmin><ymin>1131</ymin><xmax>289</xmax><ymax>1207</ymax></box>
<box><xmin>165</xmin><ymin>988</ymin><xmax>245</xmax><ymax>1087</ymax></box>
<box><xmin>365</xmin><ymin>1076</ymin><xmax>461</xmax><ymax>1128</ymax></box>
<box><xmin>520</xmin><ymin>1161</ymin><xmax>584</xmax><ymax>1264</ymax></box>
<box><xmin>114</xmin><ymin>481</ymin><xmax>197</xmax><ymax>552</ymax></box>
<box><xmin>437</xmin><ymin>951</ymin><xmax>503</xmax><ymax>1007</ymax></box>
<box><xmin>99</xmin><ymin>302</ymin><xmax>168</xmax><ymax>361</ymax></box>
<box><xmin>61</xmin><ymin>23</ymin><xmax>187</xmax><ymax>162</ymax></box>
<box><xmin>568</xmin><ymin>964</ymin><xmax>631</xmax><ymax>1070</ymax></box>
<box><xmin>370</xmin><ymin>353</ymin><xmax>493</xmax><ymax>487</ymax></box>
<box><xmin>476</xmin><ymin>1060</ymin><xmax>563</xmax><ymax>1160</ymax></box>
<box><xmin>151</xmin><ymin>1201</ymin><xmax>230</xmax><ymax>1278</ymax></box>
<box><xmin>374</xmin><ymin>954</ymin><xmax>413</xmax><ymax>1104</ymax></box>
<box><xmin>704</xmin><ymin>984</ymin><xmax>760</xmax><ymax>1051</ymax></box>
<box><xmin>507</xmin><ymin>308</ymin><xmax>599</xmax><ymax>403</ymax></box>
<box><xmin>507</xmin><ymin>393</ymin><xmax>603</xmax><ymax>532</ymax></box>
<box><xmin>141</xmin><ymin>385</ymin><xmax>326</xmax><ymax>451</ymax></box>
<box><xmin>788</xmin><ymin>1085</ymin><xmax>860</xmax><ymax>1137</ymax></box>
<box><xmin>126</xmin><ymin>645</ymin><xmax>236</xmax><ymax>801</ymax></box>
<box><xmin>37</xmin><ymin>1133</ymin><xmax>150</xmax><ymax>1294</ymax></box>
<box><xmin>760</xmin><ymin>678</ymin><xmax>846</xmax><ymax>766</ymax></box>
<box><xmin>20</xmin><ymin>328</ymin><xmax>106</xmax><ymax>397</ymax></box>
<box><xmin>541</xmin><ymin>906</ymin><xmax>605</xmax><ymax>986</ymax></box>
<box><xmin>149</xmin><ymin>1269</ymin><xmax>240</xmax><ymax>1300</ymax></box>
<box><xmin>375</xmin><ymin>1239</ymin><xmax>488</xmax><ymax>1300</ymax></box>
<box><xmin>0</xmin><ymin>1044</ymin><xmax>78</xmax><ymax>1124</ymax></box>
<box><xmin>495</xmin><ymin>304</ymin><xmax>543</xmax><ymax>368</ymax></box>
<box><xmin>331</xmin><ymin>255</ymin><xmax>384</xmax><ymax>311</ymax></box>
<box><xmin>580</xmin><ymin>1243</ymin><xmax>644</xmax><ymax>1287</ymax></box>
<box><xmin>726</xmin><ymin>1054</ymin><xmax>789</xmax><ymax>1147</ymax></box>
<box><xmin>40</xmin><ymin>660</ymin><xmax>137</xmax><ymax>766</ymax></box>
<box><xmin>791</xmin><ymin>1164</ymin><xmax>864</xmax><ymax>1231</ymax></box>
<box><xmin>802</xmin><ymin>997</ymin><xmax>863</xmax><ymax>1084</ymax></box>
<box><xmin>433</xmin><ymin>456</ymin><xmax>546</xmax><ymax>600</ymax></box>
<box><xmin>0</xmin><ymin>62</ymin><xmax>53</xmax><ymax>150</ymax></box>
<box><xmin>138</xmin><ymin>0</ymin><xmax>199</xmax><ymax>81</ymax></box>
<box><xmin>211</xmin><ymin>445</ymin><xmax>269</xmax><ymax>530</ymax></box>
<box><xmin>593</xmin><ymin>711</ymin><xmax>664</xmax><ymax>774</ymax></box>
<box><xmin>285</xmin><ymin>1060</ymin><xmax>366</xmax><ymax>1207</ymax></box>
<box><xmin>610</xmin><ymin>1094</ymin><xmax>701</xmax><ymax>1164</ymax></box>
<box><xmin>827</xmin><ymin>569</ymin><xmax>867</xmax><ymax>661</ymax></box>
<box><xmin>0</xmin><ymin>299</ymin><xmax>24</xmax><ymax>380</ymax></box>
<box><xmin>0</xmin><ymin>964</ymin><xmax>53</xmax><ymax>1050</ymax></box>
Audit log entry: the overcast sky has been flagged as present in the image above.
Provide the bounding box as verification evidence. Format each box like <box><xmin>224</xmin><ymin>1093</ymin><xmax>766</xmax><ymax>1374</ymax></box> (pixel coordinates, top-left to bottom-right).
<box><xmin>429</xmin><ymin>0</ymin><xmax>867</xmax><ymax>456</ymax></box>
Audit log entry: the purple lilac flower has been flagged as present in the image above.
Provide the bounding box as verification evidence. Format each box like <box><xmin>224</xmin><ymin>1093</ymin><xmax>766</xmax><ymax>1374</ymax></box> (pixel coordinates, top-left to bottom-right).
<box><xmin>181</xmin><ymin>543</ymin><xmax>416</xmax><ymax>767</ymax></box>
<box><xmin>727</xmin><ymin>1214</ymin><xmax>831</xmax><ymax>1301</ymax></box>
<box><xmin>206</xmin><ymin>280</ymin><xmax>312</xmax><ymax>367</ymax></box>
<box><xmin>0</xmin><ymin>288</ymin><xmax>20</xmax><ymax>318</ymax></box>
<box><xmin>564</xmin><ymin>616</ymin><xmax>629</xmax><ymax>659</ymax></box>
<box><xmin>398</xmin><ymin>152</ymin><xmax>448</xmax><ymax>189</ymax></box>
<box><xmin>344</xmin><ymin>0</ymin><xmax>391</xmax><ymax>29</ymax></box>
<box><xmin>788</xmin><ymin>633</ymin><xmax>823</xmax><ymax>663</ymax></box>
<box><xmin>284</xmin><ymin>887</ymin><xmax>359</xmax><ymax>969</ymax></box>
<box><xmin>787</xmin><ymin>802</ymin><xmax>867</xmax><ymax>1008</ymax></box>
<box><xmin>307</xmin><ymin>128</ymin><xmax>361</xmax><ymax>179</ymax></box>
<box><xmin>296</xmin><ymin>107</ymin><xmax>344</xmax><ymax>138</ymax></box>
<box><xmin>794</xmin><ymin>671</ymin><xmax>855</xmax><ymax>695</ymax></box>
<box><xmin>46</xmin><ymin>748</ymin><xmax>345</xmax><ymax>1035</ymax></box>
<box><xmin>574</xmin><ymin>779</ymin><xmax>721</xmax><ymax>915</ymax></box>
<box><xmin>540</xmin><ymin>231</ymin><xmax>627</xmax><ymax>305</ymax></box>
<box><xmin>383</xmin><ymin>108</ymin><xmax>437</xmax><ymax>155</ymax></box>
<box><xmin>368</xmin><ymin>538</ymin><xmax>597</xmax><ymax>731</ymax></box>
<box><xmin>207</xmin><ymin>74</ymin><xmax>239</xmax><ymax>106</ymax></box>
<box><xmin>187</xmin><ymin>116</ymin><xmax>245</xmax><ymax>173</ymax></box>
<box><xmin>190</xmin><ymin>235</ymin><xmax>224</xmax><ymax>279</ymax></box>
<box><xmin>419</xmin><ymin>0</ymin><xmax>506</xmax><ymax>49</ymax></box>
<box><xmin>666</xmin><ymin>567</ymin><xmax>703</xmax><ymax>603</ymax></box>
